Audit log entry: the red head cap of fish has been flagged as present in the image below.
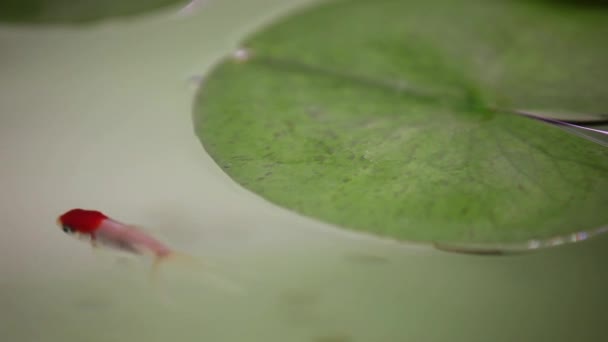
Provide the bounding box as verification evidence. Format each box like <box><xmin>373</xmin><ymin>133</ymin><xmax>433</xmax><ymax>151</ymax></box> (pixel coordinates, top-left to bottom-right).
<box><xmin>57</xmin><ymin>209</ymin><xmax>108</xmax><ymax>234</ymax></box>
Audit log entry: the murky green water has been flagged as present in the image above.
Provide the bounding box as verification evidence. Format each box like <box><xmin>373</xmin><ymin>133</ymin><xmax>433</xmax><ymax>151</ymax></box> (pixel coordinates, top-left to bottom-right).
<box><xmin>0</xmin><ymin>1</ymin><xmax>606</xmax><ymax>341</ymax></box>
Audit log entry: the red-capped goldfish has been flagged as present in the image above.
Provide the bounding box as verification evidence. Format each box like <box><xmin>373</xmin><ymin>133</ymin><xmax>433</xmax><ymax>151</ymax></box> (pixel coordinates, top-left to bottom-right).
<box><xmin>57</xmin><ymin>208</ymin><xmax>201</xmax><ymax>278</ymax></box>
<box><xmin>57</xmin><ymin>208</ymin><xmax>243</xmax><ymax>292</ymax></box>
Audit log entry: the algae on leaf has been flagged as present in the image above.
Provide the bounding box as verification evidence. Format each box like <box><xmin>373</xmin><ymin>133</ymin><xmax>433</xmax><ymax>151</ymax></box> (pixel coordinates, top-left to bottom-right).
<box><xmin>194</xmin><ymin>0</ymin><xmax>608</xmax><ymax>245</ymax></box>
<box><xmin>0</xmin><ymin>0</ymin><xmax>187</xmax><ymax>24</ymax></box>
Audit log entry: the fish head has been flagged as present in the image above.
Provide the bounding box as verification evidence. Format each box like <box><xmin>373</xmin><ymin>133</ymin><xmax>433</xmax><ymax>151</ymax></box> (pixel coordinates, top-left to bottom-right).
<box><xmin>57</xmin><ymin>208</ymin><xmax>108</xmax><ymax>235</ymax></box>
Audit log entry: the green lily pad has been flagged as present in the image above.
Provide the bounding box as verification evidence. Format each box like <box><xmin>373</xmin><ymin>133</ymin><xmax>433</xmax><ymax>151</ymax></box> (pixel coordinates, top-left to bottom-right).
<box><xmin>0</xmin><ymin>0</ymin><xmax>186</xmax><ymax>24</ymax></box>
<box><xmin>194</xmin><ymin>0</ymin><xmax>608</xmax><ymax>245</ymax></box>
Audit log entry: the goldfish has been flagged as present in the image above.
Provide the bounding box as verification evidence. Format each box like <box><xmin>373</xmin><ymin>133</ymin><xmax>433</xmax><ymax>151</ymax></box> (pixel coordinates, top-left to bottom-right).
<box><xmin>57</xmin><ymin>208</ymin><xmax>199</xmax><ymax>278</ymax></box>
<box><xmin>57</xmin><ymin>208</ymin><xmax>244</xmax><ymax>293</ymax></box>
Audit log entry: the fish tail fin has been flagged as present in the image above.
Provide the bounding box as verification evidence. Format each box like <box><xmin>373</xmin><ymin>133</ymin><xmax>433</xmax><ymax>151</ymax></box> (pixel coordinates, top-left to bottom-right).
<box><xmin>151</xmin><ymin>251</ymin><xmax>244</xmax><ymax>294</ymax></box>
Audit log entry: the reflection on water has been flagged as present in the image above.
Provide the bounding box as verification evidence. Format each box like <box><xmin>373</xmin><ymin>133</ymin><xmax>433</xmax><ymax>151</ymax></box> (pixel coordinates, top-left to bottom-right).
<box><xmin>177</xmin><ymin>0</ymin><xmax>211</xmax><ymax>17</ymax></box>
<box><xmin>433</xmin><ymin>223</ymin><xmax>608</xmax><ymax>255</ymax></box>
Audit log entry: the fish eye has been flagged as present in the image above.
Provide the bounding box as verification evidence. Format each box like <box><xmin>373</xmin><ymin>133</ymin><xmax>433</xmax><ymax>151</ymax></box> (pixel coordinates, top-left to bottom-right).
<box><xmin>62</xmin><ymin>225</ymin><xmax>73</xmax><ymax>234</ymax></box>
